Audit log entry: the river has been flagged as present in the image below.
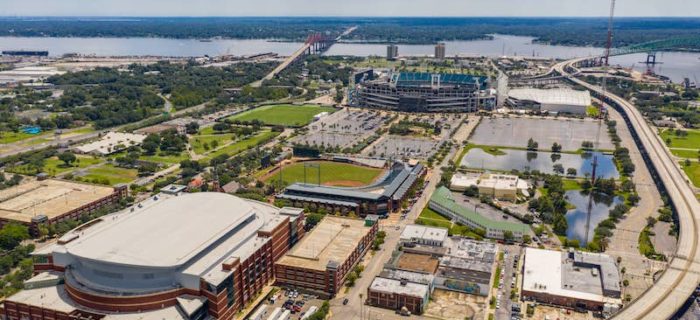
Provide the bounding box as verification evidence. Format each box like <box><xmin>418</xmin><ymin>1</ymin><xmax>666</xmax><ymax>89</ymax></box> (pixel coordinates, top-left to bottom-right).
<box><xmin>1</xmin><ymin>34</ymin><xmax>697</xmax><ymax>82</ymax></box>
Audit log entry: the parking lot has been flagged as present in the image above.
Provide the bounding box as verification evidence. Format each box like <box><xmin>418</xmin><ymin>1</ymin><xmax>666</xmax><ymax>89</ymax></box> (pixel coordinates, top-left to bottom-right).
<box><xmin>494</xmin><ymin>245</ymin><xmax>524</xmax><ymax>320</ymax></box>
<box><xmin>470</xmin><ymin>117</ymin><xmax>615</xmax><ymax>151</ymax></box>
<box><xmin>365</xmin><ymin>136</ymin><xmax>440</xmax><ymax>159</ymax></box>
<box><xmin>258</xmin><ymin>288</ymin><xmax>325</xmax><ymax>320</ymax></box>
<box><xmin>293</xmin><ymin>109</ymin><xmax>388</xmax><ymax>148</ymax></box>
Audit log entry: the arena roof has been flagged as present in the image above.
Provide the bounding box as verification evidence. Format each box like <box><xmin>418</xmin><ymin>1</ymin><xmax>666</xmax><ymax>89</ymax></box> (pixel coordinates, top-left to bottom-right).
<box><xmin>276</xmin><ymin>216</ymin><xmax>371</xmax><ymax>271</ymax></box>
<box><xmin>508</xmin><ymin>88</ymin><xmax>591</xmax><ymax>107</ymax></box>
<box><xmin>0</xmin><ymin>179</ymin><xmax>115</xmax><ymax>223</ymax></box>
<box><xmin>392</xmin><ymin>72</ymin><xmax>488</xmax><ymax>90</ymax></box>
<box><xmin>65</xmin><ymin>192</ymin><xmax>261</xmax><ymax>268</ymax></box>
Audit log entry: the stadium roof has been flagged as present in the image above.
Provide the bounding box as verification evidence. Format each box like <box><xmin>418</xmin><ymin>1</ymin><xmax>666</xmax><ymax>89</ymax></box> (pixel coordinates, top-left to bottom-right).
<box><xmin>508</xmin><ymin>88</ymin><xmax>591</xmax><ymax>107</ymax></box>
<box><xmin>430</xmin><ymin>187</ymin><xmax>530</xmax><ymax>234</ymax></box>
<box><xmin>65</xmin><ymin>192</ymin><xmax>263</xmax><ymax>268</ymax></box>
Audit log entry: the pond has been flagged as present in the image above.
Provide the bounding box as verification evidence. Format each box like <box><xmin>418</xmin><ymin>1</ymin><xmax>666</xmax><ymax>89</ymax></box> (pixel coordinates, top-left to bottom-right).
<box><xmin>459</xmin><ymin>148</ymin><xmax>620</xmax><ymax>179</ymax></box>
<box><xmin>565</xmin><ymin>190</ymin><xmax>624</xmax><ymax>245</ymax></box>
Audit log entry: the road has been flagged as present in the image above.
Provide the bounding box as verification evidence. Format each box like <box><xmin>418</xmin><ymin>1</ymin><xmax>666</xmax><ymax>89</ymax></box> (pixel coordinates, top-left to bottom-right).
<box><xmin>329</xmin><ymin>142</ymin><xmax>460</xmax><ymax>320</ymax></box>
<box><xmin>494</xmin><ymin>245</ymin><xmax>523</xmax><ymax>320</ymax></box>
<box><xmin>555</xmin><ymin>58</ymin><xmax>700</xmax><ymax>320</ymax></box>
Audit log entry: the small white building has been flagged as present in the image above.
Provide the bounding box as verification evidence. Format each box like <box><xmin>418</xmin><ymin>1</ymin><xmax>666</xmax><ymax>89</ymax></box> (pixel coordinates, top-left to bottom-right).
<box><xmin>450</xmin><ymin>173</ymin><xmax>529</xmax><ymax>201</ymax></box>
<box><xmin>313</xmin><ymin>112</ymin><xmax>329</xmax><ymax>121</ymax></box>
<box><xmin>400</xmin><ymin>225</ymin><xmax>448</xmax><ymax>247</ymax></box>
<box><xmin>507</xmin><ymin>88</ymin><xmax>591</xmax><ymax>114</ymax></box>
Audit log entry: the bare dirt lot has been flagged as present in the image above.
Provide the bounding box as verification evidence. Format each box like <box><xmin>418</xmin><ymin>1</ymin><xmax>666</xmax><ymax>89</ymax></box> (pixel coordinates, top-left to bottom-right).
<box><xmin>424</xmin><ymin>289</ymin><xmax>486</xmax><ymax>320</ymax></box>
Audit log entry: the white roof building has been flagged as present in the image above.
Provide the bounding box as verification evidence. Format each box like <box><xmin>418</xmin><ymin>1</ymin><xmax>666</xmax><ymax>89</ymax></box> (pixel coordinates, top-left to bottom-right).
<box><xmin>508</xmin><ymin>88</ymin><xmax>591</xmax><ymax>114</ymax></box>
<box><xmin>369</xmin><ymin>277</ymin><xmax>430</xmax><ymax>299</ymax></box>
<box><xmin>400</xmin><ymin>224</ymin><xmax>448</xmax><ymax>247</ymax></box>
<box><xmin>75</xmin><ymin>132</ymin><xmax>147</xmax><ymax>155</ymax></box>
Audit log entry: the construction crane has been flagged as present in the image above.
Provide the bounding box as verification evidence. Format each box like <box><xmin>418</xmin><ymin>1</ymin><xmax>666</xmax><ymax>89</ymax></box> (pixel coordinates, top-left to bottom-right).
<box><xmin>584</xmin><ymin>0</ymin><xmax>616</xmax><ymax>245</ymax></box>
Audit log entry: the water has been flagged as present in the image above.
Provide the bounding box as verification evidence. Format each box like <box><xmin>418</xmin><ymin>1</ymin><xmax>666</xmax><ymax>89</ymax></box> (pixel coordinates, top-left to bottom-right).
<box><xmin>565</xmin><ymin>190</ymin><xmax>623</xmax><ymax>245</ymax></box>
<box><xmin>609</xmin><ymin>51</ymin><xmax>700</xmax><ymax>84</ymax></box>
<box><xmin>460</xmin><ymin>148</ymin><xmax>620</xmax><ymax>179</ymax></box>
<box><xmin>0</xmin><ymin>37</ymin><xmax>303</xmax><ymax>57</ymax></box>
<box><xmin>327</xmin><ymin>35</ymin><xmax>604</xmax><ymax>59</ymax></box>
<box><xmin>1</xmin><ymin>34</ymin><xmax>697</xmax><ymax>82</ymax></box>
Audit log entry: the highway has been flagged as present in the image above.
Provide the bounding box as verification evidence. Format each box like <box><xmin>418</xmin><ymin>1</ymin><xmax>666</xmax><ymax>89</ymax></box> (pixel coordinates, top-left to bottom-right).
<box><xmin>555</xmin><ymin>58</ymin><xmax>700</xmax><ymax>320</ymax></box>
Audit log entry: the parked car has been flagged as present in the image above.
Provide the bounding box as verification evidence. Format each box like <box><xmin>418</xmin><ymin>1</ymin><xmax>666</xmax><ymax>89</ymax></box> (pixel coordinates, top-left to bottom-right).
<box><xmin>343</xmin><ymin>298</ymin><xmax>349</xmax><ymax>305</ymax></box>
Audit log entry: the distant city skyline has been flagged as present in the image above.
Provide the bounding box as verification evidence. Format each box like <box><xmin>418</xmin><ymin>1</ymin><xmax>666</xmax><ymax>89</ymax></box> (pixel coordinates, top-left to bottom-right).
<box><xmin>1</xmin><ymin>0</ymin><xmax>700</xmax><ymax>17</ymax></box>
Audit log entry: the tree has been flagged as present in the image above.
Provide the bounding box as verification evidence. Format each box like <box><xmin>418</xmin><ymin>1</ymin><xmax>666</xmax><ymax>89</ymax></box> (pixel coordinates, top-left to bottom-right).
<box><xmin>553</xmin><ymin>164</ymin><xmax>565</xmax><ymax>175</ymax></box>
<box><xmin>551</xmin><ymin>142</ymin><xmax>562</xmax><ymax>153</ymax></box>
<box><xmin>185</xmin><ymin>121</ymin><xmax>199</xmax><ymax>134</ymax></box>
<box><xmin>566</xmin><ymin>168</ymin><xmax>577</xmax><ymax>176</ymax></box>
<box><xmin>0</xmin><ymin>223</ymin><xmax>30</xmax><ymax>250</ymax></box>
<box><xmin>58</xmin><ymin>152</ymin><xmax>77</xmax><ymax>167</ymax></box>
<box><xmin>503</xmin><ymin>230</ymin><xmax>514</xmax><ymax>242</ymax></box>
<box><xmin>141</xmin><ymin>141</ymin><xmax>159</xmax><ymax>155</ymax></box>
<box><xmin>527</xmin><ymin>138</ymin><xmax>538</xmax><ymax>151</ymax></box>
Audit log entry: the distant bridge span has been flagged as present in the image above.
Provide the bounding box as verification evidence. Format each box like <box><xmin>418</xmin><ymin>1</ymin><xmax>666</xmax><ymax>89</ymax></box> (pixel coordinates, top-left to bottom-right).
<box><xmin>252</xmin><ymin>26</ymin><xmax>356</xmax><ymax>87</ymax></box>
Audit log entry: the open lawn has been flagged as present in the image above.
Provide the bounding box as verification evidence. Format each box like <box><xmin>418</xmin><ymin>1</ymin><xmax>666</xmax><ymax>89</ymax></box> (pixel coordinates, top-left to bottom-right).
<box><xmin>265</xmin><ymin>161</ymin><xmax>382</xmax><ymax>187</ymax></box>
<box><xmin>228</xmin><ymin>104</ymin><xmax>336</xmax><ymax>127</ymax></box>
<box><xmin>661</xmin><ymin>129</ymin><xmax>700</xmax><ymax>150</ymax></box>
<box><xmin>670</xmin><ymin>148</ymin><xmax>700</xmax><ymax>159</ymax></box>
<box><xmin>416</xmin><ymin>207</ymin><xmax>484</xmax><ymax>239</ymax></box>
<box><xmin>140</xmin><ymin>152</ymin><xmax>189</xmax><ymax>165</ymax></box>
<box><xmin>0</xmin><ymin>131</ymin><xmax>46</xmax><ymax>144</ymax></box>
<box><xmin>202</xmin><ymin>130</ymin><xmax>279</xmax><ymax>161</ymax></box>
<box><xmin>7</xmin><ymin>155</ymin><xmax>103</xmax><ymax>176</ymax></box>
<box><xmin>79</xmin><ymin>164</ymin><xmax>138</xmax><ymax>185</ymax></box>
<box><xmin>681</xmin><ymin>161</ymin><xmax>700</xmax><ymax>188</ymax></box>
<box><xmin>190</xmin><ymin>133</ymin><xmax>236</xmax><ymax>155</ymax></box>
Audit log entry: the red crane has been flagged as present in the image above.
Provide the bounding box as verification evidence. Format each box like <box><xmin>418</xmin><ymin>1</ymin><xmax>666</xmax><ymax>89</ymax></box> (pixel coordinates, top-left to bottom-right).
<box><xmin>603</xmin><ymin>0</ymin><xmax>616</xmax><ymax>66</ymax></box>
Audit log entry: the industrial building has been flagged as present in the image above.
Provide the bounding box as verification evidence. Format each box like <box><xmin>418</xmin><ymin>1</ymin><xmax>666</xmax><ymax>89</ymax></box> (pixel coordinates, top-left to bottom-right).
<box><xmin>387</xmin><ymin>44</ymin><xmax>399</xmax><ymax>60</ymax></box>
<box><xmin>276</xmin><ymin>161</ymin><xmax>425</xmax><ymax>216</ymax></box>
<box><xmin>450</xmin><ymin>172</ymin><xmax>531</xmax><ymax>201</ymax></box>
<box><xmin>74</xmin><ymin>132</ymin><xmax>147</xmax><ymax>155</ymax></box>
<box><xmin>429</xmin><ymin>187</ymin><xmax>530</xmax><ymax>240</ymax></box>
<box><xmin>351</xmin><ymin>72</ymin><xmax>497</xmax><ymax>112</ymax></box>
<box><xmin>274</xmin><ymin>216</ymin><xmax>377</xmax><ymax>298</ymax></box>
<box><xmin>0</xmin><ymin>179</ymin><xmax>126</xmax><ymax>234</ymax></box>
<box><xmin>2</xmin><ymin>192</ymin><xmax>305</xmax><ymax>320</ymax></box>
<box><xmin>521</xmin><ymin>248</ymin><xmax>622</xmax><ymax>312</ymax></box>
<box><xmin>507</xmin><ymin>88</ymin><xmax>592</xmax><ymax>114</ymax></box>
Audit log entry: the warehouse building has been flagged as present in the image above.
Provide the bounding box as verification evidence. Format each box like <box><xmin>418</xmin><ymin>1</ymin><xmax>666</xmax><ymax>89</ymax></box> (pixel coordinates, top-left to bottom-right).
<box><xmin>351</xmin><ymin>72</ymin><xmax>496</xmax><ymax>112</ymax></box>
<box><xmin>429</xmin><ymin>187</ymin><xmax>530</xmax><ymax>240</ymax></box>
<box><xmin>521</xmin><ymin>248</ymin><xmax>622</xmax><ymax>312</ymax></box>
<box><xmin>0</xmin><ymin>179</ymin><xmax>126</xmax><ymax>234</ymax></box>
<box><xmin>507</xmin><ymin>88</ymin><xmax>591</xmax><ymax>114</ymax></box>
<box><xmin>3</xmin><ymin>192</ymin><xmax>304</xmax><ymax>320</ymax></box>
<box><xmin>276</xmin><ymin>161</ymin><xmax>425</xmax><ymax>216</ymax></box>
<box><xmin>274</xmin><ymin>216</ymin><xmax>377</xmax><ymax>298</ymax></box>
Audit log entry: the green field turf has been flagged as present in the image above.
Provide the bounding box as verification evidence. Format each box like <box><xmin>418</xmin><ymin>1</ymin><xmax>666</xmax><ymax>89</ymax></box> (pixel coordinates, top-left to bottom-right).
<box><xmin>203</xmin><ymin>130</ymin><xmax>279</xmax><ymax>161</ymax></box>
<box><xmin>266</xmin><ymin>161</ymin><xmax>382</xmax><ymax>187</ymax></box>
<box><xmin>682</xmin><ymin>161</ymin><xmax>700</xmax><ymax>189</ymax></box>
<box><xmin>140</xmin><ymin>153</ymin><xmax>189</xmax><ymax>165</ymax></box>
<box><xmin>80</xmin><ymin>164</ymin><xmax>139</xmax><ymax>185</ymax></box>
<box><xmin>7</xmin><ymin>156</ymin><xmax>103</xmax><ymax>176</ymax></box>
<box><xmin>661</xmin><ymin>129</ymin><xmax>700</xmax><ymax>150</ymax></box>
<box><xmin>190</xmin><ymin>133</ymin><xmax>236</xmax><ymax>154</ymax></box>
<box><xmin>228</xmin><ymin>104</ymin><xmax>336</xmax><ymax>127</ymax></box>
<box><xmin>0</xmin><ymin>131</ymin><xmax>46</xmax><ymax>144</ymax></box>
<box><xmin>671</xmin><ymin>148</ymin><xmax>700</xmax><ymax>159</ymax></box>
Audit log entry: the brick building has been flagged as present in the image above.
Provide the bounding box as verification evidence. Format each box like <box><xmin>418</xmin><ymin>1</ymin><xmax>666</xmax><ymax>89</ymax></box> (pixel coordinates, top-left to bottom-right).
<box><xmin>2</xmin><ymin>193</ymin><xmax>304</xmax><ymax>320</ymax></box>
<box><xmin>274</xmin><ymin>216</ymin><xmax>377</xmax><ymax>298</ymax></box>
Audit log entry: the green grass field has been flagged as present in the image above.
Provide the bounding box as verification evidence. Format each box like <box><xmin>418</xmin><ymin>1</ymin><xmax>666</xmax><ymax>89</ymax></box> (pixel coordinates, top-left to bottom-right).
<box><xmin>202</xmin><ymin>130</ymin><xmax>279</xmax><ymax>161</ymax></box>
<box><xmin>228</xmin><ymin>104</ymin><xmax>336</xmax><ymax>127</ymax></box>
<box><xmin>0</xmin><ymin>131</ymin><xmax>46</xmax><ymax>144</ymax></box>
<box><xmin>140</xmin><ymin>153</ymin><xmax>189</xmax><ymax>165</ymax></box>
<box><xmin>80</xmin><ymin>164</ymin><xmax>139</xmax><ymax>185</ymax></box>
<box><xmin>266</xmin><ymin>161</ymin><xmax>382</xmax><ymax>187</ymax></box>
<box><xmin>7</xmin><ymin>156</ymin><xmax>103</xmax><ymax>176</ymax></box>
<box><xmin>670</xmin><ymin>148</ymin><xmax>700</xmax><ymax>159</ymax></box>
<box><xmin>681</xmin><ymin>161</ymin><xmax>700</xmax><ymax>188</ymax></box>
<box><xmin>661</xmin><ymin>129</ymin><xmax>700</xmax><ymax>150</ymax></box>
<box><xmin>190</xmin><ymin>133</ymin><xmax>236</xmax><ymax>154</ymax></box>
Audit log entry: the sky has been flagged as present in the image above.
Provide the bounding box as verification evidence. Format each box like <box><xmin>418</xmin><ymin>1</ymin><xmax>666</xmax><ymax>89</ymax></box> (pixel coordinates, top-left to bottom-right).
<box><xmin>1</xmin><ymin>0</ymin><xmax>700</xmax><ymax>17</ymax></box>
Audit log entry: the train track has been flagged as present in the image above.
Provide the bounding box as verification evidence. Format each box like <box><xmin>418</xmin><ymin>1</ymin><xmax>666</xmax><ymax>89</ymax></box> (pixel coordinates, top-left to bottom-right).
<box><xmin>555</xmin><ymin>58</ymin><xmax>700</xmax><ymax>320</ymax></box>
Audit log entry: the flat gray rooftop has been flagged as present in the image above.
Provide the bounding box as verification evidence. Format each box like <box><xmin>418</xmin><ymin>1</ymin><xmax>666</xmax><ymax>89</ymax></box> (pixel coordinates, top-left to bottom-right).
<box><xmin>66</xmin><ymin>192</ymin><xmax>259</xmax><ymax>268</ymax></box>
